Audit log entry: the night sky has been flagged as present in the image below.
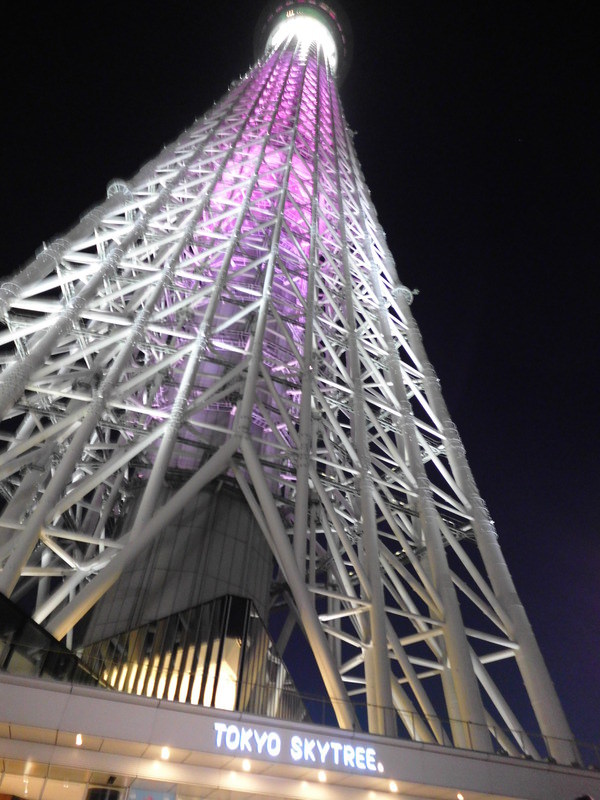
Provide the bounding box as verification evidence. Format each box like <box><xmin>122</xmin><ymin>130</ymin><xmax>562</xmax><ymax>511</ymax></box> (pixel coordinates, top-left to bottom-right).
<box><xmin>1</xmin><ymin>2</ymin><xmax>598</xmax><ymax>747</ymax></box>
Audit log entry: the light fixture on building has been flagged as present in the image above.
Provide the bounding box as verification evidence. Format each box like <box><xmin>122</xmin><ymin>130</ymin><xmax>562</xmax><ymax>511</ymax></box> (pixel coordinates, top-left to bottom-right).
<box><xmin>161</xmin><ymin>746</ymin><xmax>170</xmax><ymax>760</ymax></box>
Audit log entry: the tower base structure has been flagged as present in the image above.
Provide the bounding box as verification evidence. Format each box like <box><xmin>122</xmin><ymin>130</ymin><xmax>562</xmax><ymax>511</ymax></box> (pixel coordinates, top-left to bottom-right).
<box><xmin>1</xmin><ymin>674</ymin><xmax>599</xmax><ymax>800</ymax></box>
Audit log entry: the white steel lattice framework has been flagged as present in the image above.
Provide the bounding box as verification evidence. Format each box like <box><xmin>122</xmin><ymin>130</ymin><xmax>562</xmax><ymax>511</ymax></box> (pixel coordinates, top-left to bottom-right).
<box><xmin>0</xmin><ymin>2</ymin><xmax>578</xmax><ymax>765</ymax></box>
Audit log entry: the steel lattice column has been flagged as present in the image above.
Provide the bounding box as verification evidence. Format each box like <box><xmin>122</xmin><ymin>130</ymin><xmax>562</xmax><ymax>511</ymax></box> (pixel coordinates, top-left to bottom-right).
<box><xmin>0</xmin><ymin>2</ymin><xmax>578</xmax><ymax>763</ymax></box>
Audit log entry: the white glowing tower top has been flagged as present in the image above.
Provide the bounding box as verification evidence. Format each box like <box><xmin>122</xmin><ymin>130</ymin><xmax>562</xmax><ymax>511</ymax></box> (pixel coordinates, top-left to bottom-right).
<box><xmin>267</xmin><ymin>11</ymin><xmax>339</xmax><ymax>72</ymax></box>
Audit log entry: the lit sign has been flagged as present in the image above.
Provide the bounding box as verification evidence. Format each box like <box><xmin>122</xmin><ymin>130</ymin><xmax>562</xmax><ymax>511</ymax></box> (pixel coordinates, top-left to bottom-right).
<box><xmin>213</xmin><ymin>722</ymin><xmax>383</xmax><ymax>773</ymax></box>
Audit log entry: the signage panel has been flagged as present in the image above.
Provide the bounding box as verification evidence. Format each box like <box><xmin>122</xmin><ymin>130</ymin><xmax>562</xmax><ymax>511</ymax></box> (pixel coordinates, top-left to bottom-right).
<box><xmin>213</xmin><ymin>720</ymin><xmax>385</xmax><ymax>773</ymax></box>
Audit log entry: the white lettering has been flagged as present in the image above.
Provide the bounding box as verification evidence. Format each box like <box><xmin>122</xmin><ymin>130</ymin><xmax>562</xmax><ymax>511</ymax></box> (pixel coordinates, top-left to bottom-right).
<box><xmin>316</xmin><ymin>740</ymin><xmax>330</xmax><ymax>763</ymax></box>
<box><xmin>355</xmin><ymin>745</ymin><xmax>366</xmax><ymax>770</ymax></box>
<box><xmin>240</xmin><ymin>727</ymin><xmax>253</xmax><ymax>752</ymax></box>
<box><xmin>303</xmin><ymin>738</ymin><xmax>316</xmax><ymax>762</ymax></box>
<box><xmin>343</xmin><ymin>744</ymin><xmax>355</xmax><ymax>767</ymax></box>
<box><xmin>290</xmin><ymin>735</ymin><xmax>303</xmax><ymax>761</ymax></box>
<box><xmin>226</xmin><ymin>724</ymin><xmax>240</xmax><ymax>751</ymax></box>
<box><xmin>254</xmin><ymin>730</ymin><xmax>268</xmax><ymax>754</ymax></box>
<box><xmin>213</xmin><ymin>720</ymin><xmax>381</xmax><ymax>774</ymax></box>
<box><xmin>330</xmin><ymin>741</ymin><xmax>343</xmax><ymax>765</ymax></box>
<box><xmin>214</xmin><ymin>722</ymin><xmax>227</xmax><ymax>748</ymax></box>
<box><xmin>366</xmin><ymin>747</ymin><xmax>377</xmax><ymax>771</ymax></box>
<box><xmin>266</xmin><ymin>732</ymin><xmax>281</xmax><ymax>757</ymax></box>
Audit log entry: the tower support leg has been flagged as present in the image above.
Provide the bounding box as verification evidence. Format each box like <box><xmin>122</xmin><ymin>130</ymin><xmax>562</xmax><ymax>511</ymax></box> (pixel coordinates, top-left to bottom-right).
<box><xmin>399</xmin><ymin>291</ymin><xmax>580</xmax><ymax>765</ymax></box>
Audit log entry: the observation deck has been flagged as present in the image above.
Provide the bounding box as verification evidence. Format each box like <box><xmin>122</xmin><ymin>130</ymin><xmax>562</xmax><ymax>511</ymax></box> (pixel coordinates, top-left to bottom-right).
<box><xmin>254</xmin><ymin>1</ymin><xmax>353</xmax><ymax>80</ymax></box>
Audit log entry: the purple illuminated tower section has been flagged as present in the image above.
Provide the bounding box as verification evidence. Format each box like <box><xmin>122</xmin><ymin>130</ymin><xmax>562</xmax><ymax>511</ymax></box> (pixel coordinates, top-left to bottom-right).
<box><xmin>0</xmin><ymin>1</ymin><xmax>578</xmax><ymax>764</ymax></box>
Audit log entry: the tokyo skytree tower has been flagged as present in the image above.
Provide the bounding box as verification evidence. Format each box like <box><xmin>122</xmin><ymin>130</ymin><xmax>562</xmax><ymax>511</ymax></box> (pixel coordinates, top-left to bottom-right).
<box><xmin>0</xmin><ymin>1</ymin><xmax>578</xmax><ymax>764</ymax></box>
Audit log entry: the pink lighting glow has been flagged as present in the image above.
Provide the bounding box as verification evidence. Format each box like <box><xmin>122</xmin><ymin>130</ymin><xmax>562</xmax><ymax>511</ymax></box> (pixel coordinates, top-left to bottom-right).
<box><xmin>129</xmin><ymin>23</ymin><xmax>351</xmax><ymax>481</ymax></box>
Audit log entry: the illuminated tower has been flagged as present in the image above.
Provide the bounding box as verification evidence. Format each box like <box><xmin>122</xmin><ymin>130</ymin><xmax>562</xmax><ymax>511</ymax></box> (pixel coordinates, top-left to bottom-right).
<box><xmin>0</xmin><ymin>1</ymin><xmax>578</xmax><ymax>765</ymax></box>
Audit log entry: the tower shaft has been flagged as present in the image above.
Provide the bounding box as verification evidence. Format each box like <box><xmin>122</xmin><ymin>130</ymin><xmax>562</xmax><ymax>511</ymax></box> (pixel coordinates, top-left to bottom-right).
<box><xmin>0</xmin><ymin>5</ymin><xmax>577</xmax><ymax>763</ymax></box>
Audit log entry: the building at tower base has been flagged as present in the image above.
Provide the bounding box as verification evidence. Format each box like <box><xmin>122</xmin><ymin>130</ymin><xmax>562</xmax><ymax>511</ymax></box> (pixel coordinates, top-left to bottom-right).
<box><xmin>1</xmin><ymin>674</ymin><xmax>600</xmax><ymax>800</ymax></box>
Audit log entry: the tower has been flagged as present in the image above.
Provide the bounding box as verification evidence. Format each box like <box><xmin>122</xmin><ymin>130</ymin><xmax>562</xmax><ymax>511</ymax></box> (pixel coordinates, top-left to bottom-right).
<box><xmin>0</xmin><ymin>0</ymin><xmax>579</xmax><ymax>768</ymax></box>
